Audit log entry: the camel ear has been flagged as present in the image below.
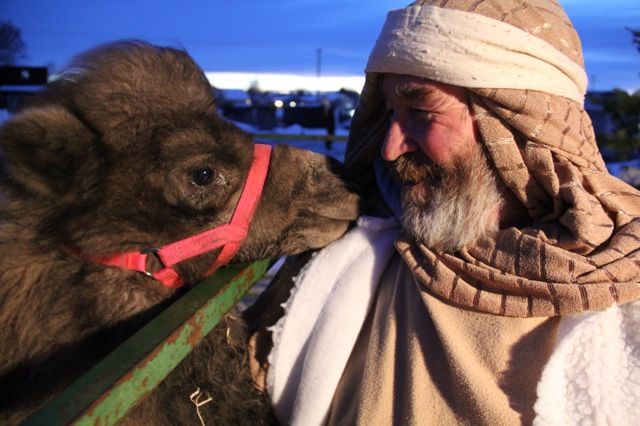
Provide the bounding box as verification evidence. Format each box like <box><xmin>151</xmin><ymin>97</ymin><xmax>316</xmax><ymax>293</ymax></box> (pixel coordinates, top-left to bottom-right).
<box><xmin>0</xmin><ymin>105</ymin><xmax>96</xmax><ymax>199</ymax></box>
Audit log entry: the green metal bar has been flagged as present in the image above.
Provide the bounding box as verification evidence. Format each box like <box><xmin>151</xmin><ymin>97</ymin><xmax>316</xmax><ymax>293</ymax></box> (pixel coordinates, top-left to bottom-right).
<box><xmin>251</xmin><ymin>133</ymin><xmax>347</xmax><ymax>142</ymax></box>
<box><xmin>24</xmin><ymin>259</ymin><xmax>270</xmax><ymax>426</ymax></box>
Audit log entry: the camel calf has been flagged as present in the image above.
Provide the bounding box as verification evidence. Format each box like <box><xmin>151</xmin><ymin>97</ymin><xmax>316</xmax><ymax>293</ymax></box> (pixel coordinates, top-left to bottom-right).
<box><xmin>0</xmin><ymin>41</ymin><xmax>361</xmax><ymax>424</ymax></box>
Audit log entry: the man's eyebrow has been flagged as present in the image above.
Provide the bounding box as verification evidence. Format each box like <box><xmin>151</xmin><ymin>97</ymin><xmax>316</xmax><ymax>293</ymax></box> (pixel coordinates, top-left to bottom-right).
<box><xmin>394</xmin><ymin>83</ymin><xmax>435</xmax><ymax>101</ymax></box>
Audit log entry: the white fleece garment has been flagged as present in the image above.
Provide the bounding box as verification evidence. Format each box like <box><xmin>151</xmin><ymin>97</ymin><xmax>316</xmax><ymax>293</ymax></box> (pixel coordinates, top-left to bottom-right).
<box><xmin>266</xmin><ymin>216</ymin><xmax>400</xmax><ymax>426</ymax></box>
<box><xmin>534</xmin><ymin>300</ymin><xmax>640</xmax><ymax>425</ymax></box>
<box><xmin>267</xmin><ymin>217</ymin><xmax>640</xmax><ymax>425</ymax></box>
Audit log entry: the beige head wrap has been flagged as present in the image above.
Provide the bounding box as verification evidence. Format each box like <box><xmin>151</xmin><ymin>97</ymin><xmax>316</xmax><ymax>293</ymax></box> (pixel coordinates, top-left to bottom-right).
<box><xmin>347</xmin><ymin>0</ymin><xmax>640</xmax><ymax>316</ymax></box>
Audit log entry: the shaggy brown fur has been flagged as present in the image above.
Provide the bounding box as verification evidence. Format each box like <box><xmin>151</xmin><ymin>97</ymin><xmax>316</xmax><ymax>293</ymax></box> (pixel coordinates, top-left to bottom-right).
<box><xmin>0</xmin><ymin>41</ymin><xmax>360</xmax><ymax>424</ymax></box>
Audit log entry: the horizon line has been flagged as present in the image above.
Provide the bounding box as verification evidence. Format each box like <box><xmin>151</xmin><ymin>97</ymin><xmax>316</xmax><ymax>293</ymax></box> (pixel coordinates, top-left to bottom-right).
<box><xmin>205</xmin><ymin>71</ymin><xmax>366</xmax><ymax>93</ymax></box>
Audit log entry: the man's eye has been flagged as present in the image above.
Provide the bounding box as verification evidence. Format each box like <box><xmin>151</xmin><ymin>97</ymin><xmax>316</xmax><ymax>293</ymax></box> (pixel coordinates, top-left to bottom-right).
<box><xmin>189</xmin><ymin>167</ymin><xmax>216</xmax><ymax>186</ymax></box>
<box><xmin>410</xmin><ymin>108</ymin><xmax>432</xmax><ymax>120</ymax></box>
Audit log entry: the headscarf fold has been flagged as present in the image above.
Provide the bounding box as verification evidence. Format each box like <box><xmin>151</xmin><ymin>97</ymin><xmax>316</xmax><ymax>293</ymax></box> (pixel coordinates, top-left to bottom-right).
<box><xmin>347</xmin><ymin>0</ymin><xmax>640</xmax><ymax>317</ymax></box>
<box><xmin>365</xmin><ymin>5</ymin><xmax>588</xmax><ymax>103</ymax></box>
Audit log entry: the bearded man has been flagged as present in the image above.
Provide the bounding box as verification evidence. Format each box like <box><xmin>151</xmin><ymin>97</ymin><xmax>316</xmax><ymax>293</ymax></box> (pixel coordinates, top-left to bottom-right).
<box><xmin>246</xmin><ymin>1</ymin><xmax>640</xmax><ymax>424</ymax></box>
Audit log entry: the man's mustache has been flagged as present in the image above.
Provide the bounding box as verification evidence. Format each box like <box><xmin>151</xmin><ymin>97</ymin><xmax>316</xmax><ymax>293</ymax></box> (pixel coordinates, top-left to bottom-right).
<box><xmin>389</xmin><ymin>151</ymin><xmax>444</xmax><ymax>185</ymax></box>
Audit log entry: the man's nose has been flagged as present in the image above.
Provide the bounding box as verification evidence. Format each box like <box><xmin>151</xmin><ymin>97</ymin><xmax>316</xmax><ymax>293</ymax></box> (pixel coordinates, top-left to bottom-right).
<box><xmin>380</xmin><ymin>119</ymin><xmax>417</xmax><ymax>161</ymax></box>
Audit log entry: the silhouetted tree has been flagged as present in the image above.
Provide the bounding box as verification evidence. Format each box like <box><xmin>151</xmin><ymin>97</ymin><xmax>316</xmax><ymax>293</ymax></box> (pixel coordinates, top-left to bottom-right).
<box><xmin>597</xmin><ymin>90</ymin><xmax>640</xmax><ymax>158</ymax></box>
<box><xmin>628</xmin><ymin>27</ymin><xmax>640</xmax><ymax>53</ymax></box>
<box><xmin>0</xmin><ymin>21</ymin><xmax>26</xmax><ymax>65</ymax></box>
<box><xmin>248</xmin><ymin>80</ymin><xmax>262</xmax><ymax>98</ymax></box>
<box><xmin>591</xmin><ymin>28</ymin><xmax>640</xmax><ymax>160</ymax></box>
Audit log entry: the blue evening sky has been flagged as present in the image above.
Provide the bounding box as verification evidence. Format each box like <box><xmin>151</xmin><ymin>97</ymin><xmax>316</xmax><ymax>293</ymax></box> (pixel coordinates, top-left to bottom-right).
<box><xmin>1</xmin><ymin>0</ymin><xmax>639</xmax><ymax>92</ymax></box>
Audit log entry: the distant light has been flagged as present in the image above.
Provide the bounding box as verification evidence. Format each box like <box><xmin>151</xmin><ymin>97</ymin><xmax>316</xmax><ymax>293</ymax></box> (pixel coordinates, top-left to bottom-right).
<box><xmin>289</xmin><ymin>101</ymin><xmax>297</xmax><ymax>108</ymax></box>
<box><xmin>245</xmin><ymin>99</ymin><xmax>252</xmax><ymax>106</ymax></box>
<box><xmin>274</xmin><ymin>100</ymin><xmax>284</xmax><ymax>108</ymax></box>
<box><xmin>348</xmin><ymin>109</ymin><xmax>355</xmax><ymax>117</ymax></box>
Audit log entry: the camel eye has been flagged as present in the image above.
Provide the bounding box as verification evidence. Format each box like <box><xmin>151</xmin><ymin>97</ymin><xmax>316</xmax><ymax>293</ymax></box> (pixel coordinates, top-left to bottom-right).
<box><xmin>189</xmin><ymin>167</ymin><xmax>215</xmax><ymax>186</ymax></box>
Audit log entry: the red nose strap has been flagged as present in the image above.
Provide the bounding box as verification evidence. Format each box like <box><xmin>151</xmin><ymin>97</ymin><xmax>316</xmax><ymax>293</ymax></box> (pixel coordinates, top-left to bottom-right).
<box><xmin>90</xmin><ymin>143</ymin><xmax>272</xmax><ymax>288</ymax></box>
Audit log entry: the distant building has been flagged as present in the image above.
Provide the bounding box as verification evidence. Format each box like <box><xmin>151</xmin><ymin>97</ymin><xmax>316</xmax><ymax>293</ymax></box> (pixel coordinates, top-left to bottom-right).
<box><xmin>0</xmin><ymin>66</ymin><xmax>48</xmax><ymax>114</ymax></box>
<box><xmin>214</xmin><ymin>87</ymin><xmax>358</xmax><ymax>132</ymax></box>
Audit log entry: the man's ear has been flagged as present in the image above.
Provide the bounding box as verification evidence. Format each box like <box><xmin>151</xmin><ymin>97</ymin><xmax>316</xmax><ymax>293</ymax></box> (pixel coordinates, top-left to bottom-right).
<box><xmin>0</xmin><ymin>105</ymin><xmax>96</xmax><ymax>199</ymax></box>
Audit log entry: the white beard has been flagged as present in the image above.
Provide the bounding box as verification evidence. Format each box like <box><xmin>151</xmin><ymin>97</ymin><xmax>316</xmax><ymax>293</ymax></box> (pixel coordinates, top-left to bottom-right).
<box><xmin>398</xmin><ymin>147</ymin><xmax>503</xmax><ymax>253</ymax></box>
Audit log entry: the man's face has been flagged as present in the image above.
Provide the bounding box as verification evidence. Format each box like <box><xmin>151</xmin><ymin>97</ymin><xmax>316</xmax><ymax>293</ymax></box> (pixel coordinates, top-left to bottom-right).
<box><xmin>381</xmin><ymin>74</ymin><xmax>478</xmax><ymax>168</ymax></box>
<box><xmin>380</xmin><ymin>74</ymin><xmax>502</xmax><ymax>252</ymax></box>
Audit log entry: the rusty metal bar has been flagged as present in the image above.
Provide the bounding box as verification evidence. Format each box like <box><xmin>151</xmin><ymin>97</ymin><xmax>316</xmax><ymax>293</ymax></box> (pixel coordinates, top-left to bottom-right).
<box><xmin>23</xmin><ymin>259</ymin><xmax>270</xmax><ymax>426</ymax></box>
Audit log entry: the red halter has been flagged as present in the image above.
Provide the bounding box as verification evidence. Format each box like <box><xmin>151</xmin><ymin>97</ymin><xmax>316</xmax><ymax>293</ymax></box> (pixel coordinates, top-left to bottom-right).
<box><xmin>84</xmin><ymin>143</ymin><xmax>272</xmax><ymax>288</ymax></box>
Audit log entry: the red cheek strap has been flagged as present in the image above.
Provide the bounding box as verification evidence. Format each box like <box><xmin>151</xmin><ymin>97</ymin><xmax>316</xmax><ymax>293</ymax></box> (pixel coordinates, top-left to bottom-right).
<box><xmin>87</xmin><ymin>143</ymin><xmax>272</xmax><ymax>288</ymax></box>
